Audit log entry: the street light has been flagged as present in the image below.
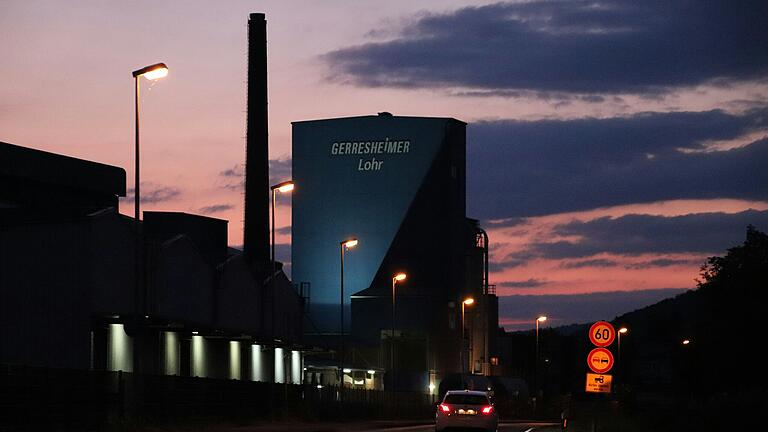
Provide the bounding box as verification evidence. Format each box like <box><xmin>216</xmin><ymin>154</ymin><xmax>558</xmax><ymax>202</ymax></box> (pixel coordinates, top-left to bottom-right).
<box><xmin>461</xmin><ymin>298</ymin><xmax>475</xmax><ymax>376</ymax></box>
<box><xmin>270</xmin><ymin>180</ymin><xmax>294</xmax><ymax>380</ymax></box>
<box><xmin>132</xmin><ymin>62</ymin><xmax>168</xmax><ymax>226</ymax></box>
<box><xmin>391</xmin><ymin>272</ymin><xmax>407</xmax><ymax>391</ymax></box>
<box><xmin>131</xmin><ymin>62</ymin><xmax>167</xmax><ymax>373</ymax></box>
<box><xmin>535</xmin><ymin>315</ymin><xmax>547</xmax><ymax>360</ymax></box>
<box><xmin>618</xmin><ymin>327</ymin><xmax>628</xmax><ymax>362</ymax></box>
<box><xmin>270</xmin><ymin>180</ymin><xmax>295</xmax><ymax>270</ymax></box>
<box><xmin>339</xmin><ymin>238</ymin><xmax>358</xmax><ymax>389</ymax></box>
<box><xmin>270</xmin><ymin>180</ymin><xmax>295</xmax><ymax>276</ymax></box>
<box><xmin>534</xmin><ymin>315</ymin><xmax>547</xmax><ymax>397</ymax></box>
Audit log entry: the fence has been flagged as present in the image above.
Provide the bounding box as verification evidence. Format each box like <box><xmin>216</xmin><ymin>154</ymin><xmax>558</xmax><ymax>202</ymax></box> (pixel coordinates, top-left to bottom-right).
<box><xmin>0</xmin><ymin>363</ymin><xmax>434</xmax><ymax>428</ymax></box>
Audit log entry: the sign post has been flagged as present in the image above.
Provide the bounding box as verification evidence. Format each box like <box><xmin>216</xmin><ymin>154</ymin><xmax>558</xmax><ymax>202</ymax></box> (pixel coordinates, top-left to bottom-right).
<box><xmin>585</xmin><ymin>321</ymin><xmax>616</xmax><ymax>393</ymax></box>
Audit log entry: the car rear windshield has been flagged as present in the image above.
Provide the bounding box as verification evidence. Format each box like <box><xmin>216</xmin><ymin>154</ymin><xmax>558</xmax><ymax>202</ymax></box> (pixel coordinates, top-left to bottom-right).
<box><xmin>443</xmin><ymin>394</ymin><xmax>489</xmax><ymax>405</ymax></box>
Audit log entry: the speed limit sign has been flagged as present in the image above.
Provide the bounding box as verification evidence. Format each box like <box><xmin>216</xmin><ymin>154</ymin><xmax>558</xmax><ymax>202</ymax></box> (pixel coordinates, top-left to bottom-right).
<box><xmin>589</xmin><ymin>321</ymin><xmax>616</xmax><ymax>347</ymax></box>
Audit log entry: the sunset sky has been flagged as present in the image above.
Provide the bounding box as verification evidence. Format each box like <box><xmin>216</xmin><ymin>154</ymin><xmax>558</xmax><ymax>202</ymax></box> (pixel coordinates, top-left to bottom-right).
<box><xmin>2</xmin><ymin>0</ymin><xmax>766</xmax><ymax>330</ymax></box>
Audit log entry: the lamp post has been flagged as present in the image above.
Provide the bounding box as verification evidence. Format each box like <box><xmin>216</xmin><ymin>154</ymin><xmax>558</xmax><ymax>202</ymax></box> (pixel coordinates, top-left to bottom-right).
<box><xmin>131</xmin><ymin>62</ymin><xmax>167</xmax><ymax>372</ymax></box>
<box><xmin>132</xmin><ymin>63</ymin><xmax>168</xmax><ymax>227</ymax></box>
<box><xmin>618</xmin><ymin>327</ymin><xmax>628</xmax><ymax>362</ymax></box>
<box><xmin>534</xmin><ymin>315</ymin><xmax>547</xmax><ymax>397</ymax></box>
<box><xmin>270</xmin><ymin>180</ymin><xmax>293</xmax><ymax>381</ymax></box>
<box><xmin>391</xmin><ymin>272</ymin><xmax>407</xmax><ymax>391</ymax></box>
<box><xmin>339</xmin><ymin>238</ymin><xmax>358</xmax><ymax>390</ymax></box>
<box><xmin>461</xmin><ymin>298</ymin><xmax>475</xmax><ymax>376</ymax></box>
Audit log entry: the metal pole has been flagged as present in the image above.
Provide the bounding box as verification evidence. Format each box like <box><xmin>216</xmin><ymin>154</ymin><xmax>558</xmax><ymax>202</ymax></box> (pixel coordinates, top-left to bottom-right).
<box><xmin>535</xmin><ymin>319</ymin><xmax>539</xmax><ymax>398</ymax></box>
<box><xmin>461</xmin><ymin>302</ymin><xmax>466</xmax><ymax>376</ymax></box>
<box><xmin>340</xmin><ymin>243</ymin><xmax>345</xmax><ymax>394</ymax></box>
<box><xmin>468</xmin><ymin>304</ymin><xmax>473</xmax><ymax>374</ymax></box>
<box><xmin>271</xmin><ymin>189</ymin><xmax>276</xmax><ymax>382</ymax></box>
<box><xmin>134</xmin><ymin>76</ymin><xmax>140</xmax><ymax>229</ymax></box>
<box><xmin>133</xmin><ymin>75</ymin><xmax>141</xmax><ymax>373</ymax></box>
<box><xmin>391</xmin><ymin>277</ymin><xmax>396</xmax><ymax>392</ymax></box>
<box><xmin>481</xmin><ymin>229</ymin><xmax>489</xmax><ymax>375</ymax></box>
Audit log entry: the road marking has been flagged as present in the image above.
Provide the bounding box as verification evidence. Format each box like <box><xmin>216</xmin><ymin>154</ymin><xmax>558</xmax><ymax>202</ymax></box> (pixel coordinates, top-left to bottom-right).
<box><xmin>523</xmin><ymin>428</ymin><xmax>535</xmax><ymax>432</ymax></box>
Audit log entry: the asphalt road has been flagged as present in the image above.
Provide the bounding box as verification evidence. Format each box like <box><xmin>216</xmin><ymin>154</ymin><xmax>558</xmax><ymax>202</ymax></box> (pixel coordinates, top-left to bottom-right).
<box><xmin>195</xmin><ymin>420</ymin><xmax>562</xmax><ymax>432</ymax></box>
<box><xmin>366</xmin><ymin>422</ymin><xmax>561</xmax><ymax>432</ymax></box>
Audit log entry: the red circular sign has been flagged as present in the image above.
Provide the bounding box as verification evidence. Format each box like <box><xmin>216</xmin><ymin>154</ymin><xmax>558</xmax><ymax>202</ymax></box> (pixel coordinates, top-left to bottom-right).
<box><xmin>589</xmin><ymin>321</ymin><xmax>616</xmax><ymax>347</ymax></box>
<box><xmin>587</xmin><ymin>348</ymin><xmax>614</xmax><ymax>374</ymax></box>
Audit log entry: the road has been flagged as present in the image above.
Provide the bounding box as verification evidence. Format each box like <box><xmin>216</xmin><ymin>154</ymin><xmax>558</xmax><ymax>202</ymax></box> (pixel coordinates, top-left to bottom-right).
<box><xmin>194</xmin><ymin>420</ymin><xmax>562</xmax><ymax>432</ymax></box>
<box><xmin>366</xmin><ymin>422</ymin><xmax>561</xmax><ymax>432</ymax></box>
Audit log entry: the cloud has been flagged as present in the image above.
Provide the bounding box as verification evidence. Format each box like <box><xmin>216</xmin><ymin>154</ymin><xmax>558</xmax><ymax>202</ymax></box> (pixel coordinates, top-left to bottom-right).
<box><xmin>498</xmin><ymin>278</ymin><xmax>548</xmax><ymax>288</ymax></box>
<box><xmin>485</xmin><ymin>217</ymin><xmax>530</xmax><ymax>229</ymax></box>
<box><xmin>325</xmin><ymin>0</ymin><xmax>768</xmax><ymax>95</ymax></box>
<box><xmin>467</xmin><ymin>109</ymin><xmax>768</xmax><ymax>219</ymax></box>
<box><xmin>269</xmin><ymin>158</ymin><xmax>292</xmax><ymax>186</ymax></box>
<box><xmin>531</xmin><ymin>209</ymin><xmax>768</xmax><ymax>258</ymax></box>
<box><xmin>498</xmin><ymin>288</ymin><xmax>687</xmax><ymax>331</ymax></box>
<box><xmin>490</xmin><ymin>250</ymin><xmax>538</xmax><ymax>271</ymax></box>
<box><xmin>124</xmin><ymin>183</ymin><xmax>181</xmax><ymax>204</ymax></box>
<box><xmin>218</xmin><ymin>158</ymin><xmax>292</xmax><ymax>191</ymax></box>
<box><xmin>624</xmin><ymin>258</ymin><xmax>702</xmax><ymax>270</ymax></box>
<box><xmin>274</xmin><ymin>242</ymin><xmax>291</xmax><ymax>264</ymax></box>
<box><xmin>559</xmin><ymin>259</ymin><xmax>619</xmax><ymax>269</ymax></box>
<box><xmin>198</xmin><ymin>204</ymin><xmax>234</xmax><ymax>214</ymax></box>
<box><xmin>219</xmin><ymin>164</ymin><xmax>244</xmax><ymax>191</ymax></box>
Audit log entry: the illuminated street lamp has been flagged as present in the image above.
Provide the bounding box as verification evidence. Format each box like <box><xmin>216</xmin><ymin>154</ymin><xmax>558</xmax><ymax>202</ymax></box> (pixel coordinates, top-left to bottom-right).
<box><xmin>534</xmin><ymin>315</ymin><xmax>547</xmax><ymax>397</ymax></box>
<box><xmin>131</xmin><ymin>62</ymin><xmax>167</xmax><ymax>373</ymax></box>
<box><xmin>131</xmin><ymin>63</ymin><xmax>168</xmax><ymax>227</ymax></box>
<box><xmin>460</xmin><ymin>298</ymin><xmax>475</xmax><ymax>375</ymax></box>
<box><xmin>269</xmin><ymin>180</ymin><xmax>294</xmax><ymax>379</ymax></box>
<box><xmin>682</xmin><ymin>339</ymin><xmax>691</xmax><ymax>345</ymax></box>
<box><xmin>391</xmin><ymin>272</ymin><xmax>407</xmax><ymax>391</ymax></box>
<box><xmin>270</xmin><ymin>180</ymin><xmax>295</xmax><ymax>274</ymax></box>
<box><xmin>618</xmin><ymin>327</ymin><xmax>628</xmax><ymax>362</ymax></box>
<box><xmin>535</xmin><ymin>315</ymin><xmax>547</xmax><ymax>361</ymax></box>
<box><xmin>339</xmin><ymin>238</ymin><xmax>358</xmax><ymax>388</ymax></box>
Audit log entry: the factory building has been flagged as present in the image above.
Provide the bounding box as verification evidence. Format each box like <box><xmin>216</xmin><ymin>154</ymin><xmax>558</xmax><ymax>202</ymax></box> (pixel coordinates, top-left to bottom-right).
<box><xmin>0</xmin><ymin>140</ymin><xmax>304</xmax><ymax>382</ymax></box>
<box><xmin>1</xmin><ymin>14</ymin><xmax>305</xmax><ymax>382</ymax></box>
<box><xmin>292</xmin><ymin>114</ymin><xmax>498</xmax><ymax>391</ymax></box>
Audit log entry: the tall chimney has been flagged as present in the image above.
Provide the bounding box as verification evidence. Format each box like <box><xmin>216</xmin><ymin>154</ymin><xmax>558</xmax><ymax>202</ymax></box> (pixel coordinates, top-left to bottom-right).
<box><xmin>243</xmin><ymin>13</ymin><xmax>270</xmax><ymax>262</ymax></box>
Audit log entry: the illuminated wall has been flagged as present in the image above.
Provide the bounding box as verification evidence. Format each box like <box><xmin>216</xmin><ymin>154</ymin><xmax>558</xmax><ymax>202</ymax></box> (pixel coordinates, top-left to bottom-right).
<box><xmin>291</xmin><ymin>350</ymin><xmax>302</xmax><ymax>384</ymax></box>
<box><xmin>250</xmin><ymin>344</ymin><xmax>263</xmax><ymax>381</ymax></box>
<box><xmin>161</xmin><ymin>331</ymin><xmax>180</xmax><ymax>375</ymax></box>
<box><xmin>292</xmin><ymin>114</ymin><xmax>466</xmax><ymax>333</ymax></box>
<box><xmin>191</xmin><ymin>335</ymin><xmax>207</xmax><ymax>377</ymax></box>
<box><xmin>107</xmin><ymin>323</ymin><xmax>133</xmax><ymax>372</ymax></box>
<box><xmin>274</xmin><ymin>347</ymin><xmax>285</xmax><ymax>383</ymax></box>
<box><xmin>229</xmin><ymin>341</ymin><xmax>241</xmax><ymax>380</ymax></box>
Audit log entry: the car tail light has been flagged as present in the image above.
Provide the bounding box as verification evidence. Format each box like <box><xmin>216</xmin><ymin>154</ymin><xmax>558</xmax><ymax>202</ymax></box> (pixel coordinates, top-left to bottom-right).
<box><xmin>439</xmin><ymin>403</ymin><xmax>451</xmax><ymax>413</ymax></box>
<box><xmin>481</xmin><ymin>405</ymin><xmax>494</xmax><ymax>415</ymax></box>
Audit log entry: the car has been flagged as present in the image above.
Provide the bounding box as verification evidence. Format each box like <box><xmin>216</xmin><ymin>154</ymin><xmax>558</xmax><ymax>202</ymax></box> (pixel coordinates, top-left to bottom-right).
<box><xmin>435</xmin><ymin>390</ymin><xmax>498</xmax><ymax>432</ymax></box>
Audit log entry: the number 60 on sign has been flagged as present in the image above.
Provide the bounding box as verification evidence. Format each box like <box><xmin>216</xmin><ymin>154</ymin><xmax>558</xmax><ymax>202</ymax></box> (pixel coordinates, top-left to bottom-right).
<box><xmin>589</xmin><ymin>321</ymin><xmax>616</xmax><ymax>347</ymax></box>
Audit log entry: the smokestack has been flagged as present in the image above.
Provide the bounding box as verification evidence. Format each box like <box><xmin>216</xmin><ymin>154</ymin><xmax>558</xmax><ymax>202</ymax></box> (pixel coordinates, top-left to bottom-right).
<box><xmin>243</xmin><ymin>13</ymin><xmax>270</xmax><ymax>262</ymax></box>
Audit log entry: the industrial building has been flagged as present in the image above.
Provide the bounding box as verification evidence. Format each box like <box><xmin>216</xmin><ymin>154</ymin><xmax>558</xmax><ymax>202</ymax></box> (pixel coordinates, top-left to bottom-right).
<box><xmin>0</xmin><ymin>14</ymin><xmax>305</xmax><ymax>383</ymax></box>
<box><xmin>0</xmin><ymin>140</ymin><xmax>304</xmax><ymax>381</ymax></box>
<box><xmin>292</xmin><ymin>114</ymin><xmax>498</xmax><ymax>392</ymax></box>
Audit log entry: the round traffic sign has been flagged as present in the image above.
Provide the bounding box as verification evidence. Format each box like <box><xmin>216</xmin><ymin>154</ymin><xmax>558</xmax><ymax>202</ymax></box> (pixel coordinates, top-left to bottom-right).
<box><xmin>589</xmin><ymin>321</ymin><xmax>616</xmax><ymax>347</ymax></box>
<box><xmin>587</xmin><ymin>348</ymin><xmax>614</xmax><ymax>374</ymax></box>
